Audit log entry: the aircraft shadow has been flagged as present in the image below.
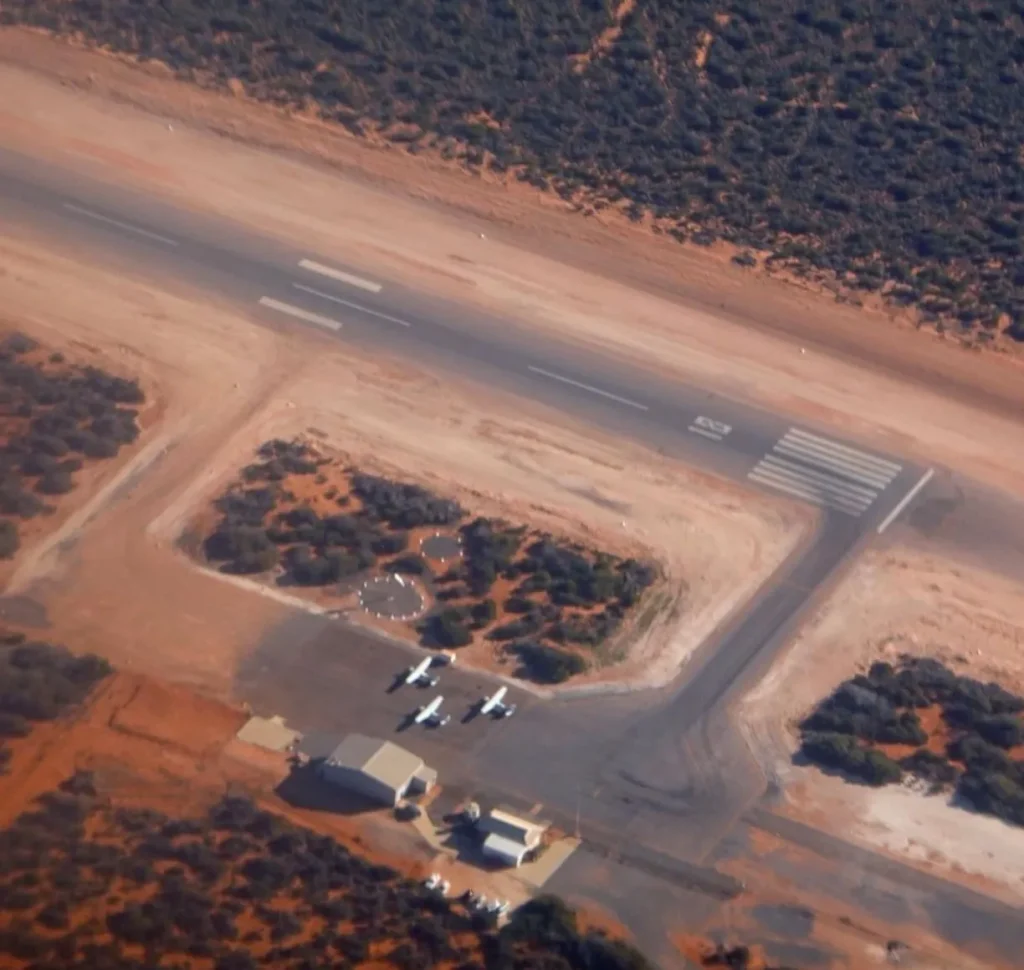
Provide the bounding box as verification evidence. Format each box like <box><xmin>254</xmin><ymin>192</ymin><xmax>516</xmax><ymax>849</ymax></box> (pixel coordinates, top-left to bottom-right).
<box><xmin>461</xmin><ymin>703</ymin><xmax>484</xmax><ymax>725</ymax></box>
<box><xmin>395</xmin><ymin>713</ymin><xmax>418</xmax><ymax>733</ymax></box>
<box><xmin>388</xmin><ymin>677</ymin><xmax>435</xmax><ymax>695</ymax></box>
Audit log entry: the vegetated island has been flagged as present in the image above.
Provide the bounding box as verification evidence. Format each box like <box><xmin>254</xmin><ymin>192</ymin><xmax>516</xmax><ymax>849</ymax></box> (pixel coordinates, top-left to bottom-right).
<box><xmin>5</xmin><ymin>0</ymin><xmax>1024</xmax><ymax>344</ymax></box>
<box><xmin>0</xmin><ymin>330</ymin><xmax>146</xmax><ymax>561</ymax></box>
<box><xmin>799</xmin><ymin>656</ymin><xmax>1024</xmax><ymax>826</ymax></box>
<box><xmin>196</xmin><ymin>439</ymin><xmax>657</xmax><ymax>685</ymax></box>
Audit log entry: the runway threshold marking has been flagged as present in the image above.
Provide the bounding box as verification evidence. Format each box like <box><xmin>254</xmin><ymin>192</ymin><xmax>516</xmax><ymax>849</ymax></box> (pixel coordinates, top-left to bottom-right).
<box><xmin>527</xmin><ymin>366</ymin><xmax>649</xmax><ymax>412</ymax></box>
<box><xmin>63</xmin><ymin>203</ymin><xmax>179</xmax><ymax>246</ymax></box>
<box><xmin>876</xmin><ymin>467</ymin><xmax>934</xmax><ymax>534</ymax></box>
<box><xmin>748</xmin><ymin>428</ymin><xmax>903</xmax><ymax>516</ymax></box>
<box><xmin>299</xmin><ymin>258</ymin><xmax>383</xmax><ymax>294</ymax></box>
<box><xmin>258</xmin><ymin>297</ymin><xmax>343</xmax><ymax>331</ymax></box>
<box><xmin>292</xmin><ymin>284</ymin><xmax>412</xmax><ymax>327</ymax></box>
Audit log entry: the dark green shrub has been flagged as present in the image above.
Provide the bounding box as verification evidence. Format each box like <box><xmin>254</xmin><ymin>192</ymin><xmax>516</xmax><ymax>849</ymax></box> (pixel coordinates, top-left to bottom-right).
<box><xmin>512</xmin><ymin>641</ymin><xmax>587</xmax><ymax>684</ymax></box>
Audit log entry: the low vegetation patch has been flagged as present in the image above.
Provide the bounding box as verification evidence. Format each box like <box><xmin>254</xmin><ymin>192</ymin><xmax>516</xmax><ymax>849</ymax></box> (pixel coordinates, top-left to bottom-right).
<box><xmin>799</xmin><ymin>656</ymin><xmax>1024</xmax><ymax>826</ymax></box>
<box><xmin>0</xmin><ymin>331</ymin><xmax>145</xmax><ymax>560</ymax></box>
<box><xmin>0</xmin><ymin>785</ymin><xmax>656</xmax><ymax>970</ymax></box>
<box><xmin>0</xmin><ymin>631</ymin><xmax>112</xmax><ymax>775</ymax></box>
<box><xmin>197</xmin><ymin>439</ymin><xmax>658</xmax><ymax>684</ymax></box>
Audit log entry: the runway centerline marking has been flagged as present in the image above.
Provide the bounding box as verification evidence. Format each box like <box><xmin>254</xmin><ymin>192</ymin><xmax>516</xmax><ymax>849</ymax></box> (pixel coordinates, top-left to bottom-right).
<box><xmin>258</xmin><ymin>297</ymin><xmax>343</xmax><ymax>331</ymax></box>
<box><xmin>299</xmin><ymin>258</ymin><xmax>383</xmax><ymax>293</ymax></box>
<box><xmin>527</xmin><ymin>366</ymin><xmax>649</xmax><ymax>411</ymax></box>
<box><xmin>292</xmin><ymin>284</ymin><xmax>412</xmax><ymax>327</ymax></box>
<box><xmin>877</xmin><ymin>468</ymin><xmax>934</xmax><ymax>534</ymax></box>
<box><xmin>63</xmin><ymin>203</ymin><xmax>179</xmax><ymax>246</ymax></box>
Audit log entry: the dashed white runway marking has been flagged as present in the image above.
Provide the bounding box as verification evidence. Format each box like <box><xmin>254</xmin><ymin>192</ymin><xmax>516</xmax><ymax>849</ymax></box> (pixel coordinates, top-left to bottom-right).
<box><xmin>258</xmin><ymin>297</ymin><xmax>343</xmax><ymax>331</ymax></box>
<box><xmin>299</xmin><ymin>258</ymin><xmax>382</xmax><ymax>293</ymax></box>
<box><xmin>748</xmin><ymin>428</ymin><xmax>903</xmax><ymax>517</ymax></box>
<box><xmin>63</xmin><ymin>203</ymin><xmax>178</xmax><ymax>246</ymax></box>
<box><xmin>293</xmin><ymin>283</ymin><xmax>412</xmax><ymax>326</ymax></box>
<box><xmin>528</xmin><ymin>366</ymin><xmax>649</xmax><ymax>411</ymax></box>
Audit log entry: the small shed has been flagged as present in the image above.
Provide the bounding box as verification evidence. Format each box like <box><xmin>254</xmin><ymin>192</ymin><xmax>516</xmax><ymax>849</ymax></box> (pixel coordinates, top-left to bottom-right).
<box><xmin>481</xmin><ymin>833</ymin><xmax>534</xmax><ymax>868</ymax></box>
<box><xmin>478</xmin><ymin>808</ymin><xmax>548</xmax><ymax>868</ymax></box>
<box><xmin>318</xmin><ymin>733</ymin><xmax>435</xmax><ymax>807</ymax></box>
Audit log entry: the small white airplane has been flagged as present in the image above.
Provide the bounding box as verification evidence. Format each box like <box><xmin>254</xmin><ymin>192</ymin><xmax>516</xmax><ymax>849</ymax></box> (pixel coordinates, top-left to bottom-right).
<box><xmin>414</xmin><ymin>695</ymin><xmax>450</xmax><ymax>727</ymax></box>
<box><xmin>480</xmin><ymin>686</ymin><xmax>517</xmax><ymax>719</ymax></box>
<box><xmin>402</xmin><ymin>657</ymin><xmax>438</xmax><ymax>688</ymax></box>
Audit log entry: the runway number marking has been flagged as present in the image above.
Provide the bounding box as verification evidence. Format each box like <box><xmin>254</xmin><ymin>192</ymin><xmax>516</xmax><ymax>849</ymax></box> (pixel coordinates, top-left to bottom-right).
<box><xmin>299</xmin><ymin>258</ymin><xmax>383</xmax><ymax>294</ymax></box>
<box><xmin>63</xmin><ymin>203</ymin><xmax>179</xmax><ymax>247</ymax></box>
<box><xmin>689</xmin><ymin>416</ymin><xmax>732</xmax><ymax>441</ymax></box>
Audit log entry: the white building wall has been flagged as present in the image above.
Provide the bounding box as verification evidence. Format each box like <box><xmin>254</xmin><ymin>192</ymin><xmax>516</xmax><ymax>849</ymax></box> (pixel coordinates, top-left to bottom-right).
<box><xmin>318</xmin><ymin>762</ymin><xmax>400</xmax><ymax>806</ymax></box>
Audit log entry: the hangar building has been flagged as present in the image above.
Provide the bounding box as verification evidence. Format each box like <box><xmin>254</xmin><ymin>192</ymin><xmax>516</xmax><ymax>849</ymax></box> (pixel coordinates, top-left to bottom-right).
<box><xmin>318</xmin><ymin>733</ymin><xmax>436</xmax><ymax>807</ymax></box>
<box><xmin>478</xmin><ymin>807</ymin><xmax>549</xmax><ymax>868</ymax></box>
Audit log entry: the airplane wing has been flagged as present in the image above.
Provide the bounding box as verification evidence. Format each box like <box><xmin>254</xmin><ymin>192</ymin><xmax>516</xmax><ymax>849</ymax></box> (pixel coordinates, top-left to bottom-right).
<box><xmin>481</xmin><ymin>686</ymin><xmax>507</xmax><ymax>715</ymax></box>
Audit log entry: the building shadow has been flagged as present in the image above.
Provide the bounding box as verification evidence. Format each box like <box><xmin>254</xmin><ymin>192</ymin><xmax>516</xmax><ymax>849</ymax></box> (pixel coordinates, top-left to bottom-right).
<box><xmin>432</xmin><ymin>818</ymin><xmax>527</xmax><ymax>873</ymax></box>
<box><xmin>275</xmin><ymin>760</ymin><xmax>383</xmax><ymax>817</ymax></box>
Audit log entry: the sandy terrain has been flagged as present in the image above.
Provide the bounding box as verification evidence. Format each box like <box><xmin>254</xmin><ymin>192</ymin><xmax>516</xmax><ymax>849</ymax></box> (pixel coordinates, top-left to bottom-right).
<box><xmin>740</xmin><ymin>542</ymin><xmax>1024</xmax><ymax>900</ymax></box>
<box><xmin>1</xmin><ymin>35</ymin><xmax>1024</xmax><ymax>502</ymax></box>
<box><xmin>0</xmin><ymin>231</ymin><xmax>807</xmax><ymax>698</ymax></box>
<box><xmin>0</xmin><ymin>234</ymin><xmax>296</xmax><ymax>692</ymax></box>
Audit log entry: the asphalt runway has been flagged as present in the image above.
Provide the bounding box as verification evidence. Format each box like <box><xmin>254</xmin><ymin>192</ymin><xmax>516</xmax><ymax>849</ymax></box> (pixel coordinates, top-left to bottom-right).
<box><xmin>0</xmin><ymin>145</ymin><xmax>928</xmax><ymax>508</ymax></box>
<box><xmin>5</xmin><ymin>146</ymin><xmax>1023</xmax><ymax>959</ymax></box>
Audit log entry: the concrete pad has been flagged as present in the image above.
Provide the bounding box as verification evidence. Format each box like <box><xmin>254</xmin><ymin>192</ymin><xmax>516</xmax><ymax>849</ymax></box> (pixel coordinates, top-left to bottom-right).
<box><xmin>410</xmin><ymin>810</ymin><xmax>448</xmax><ymax>853</ymax></box>
<box><xmin>519</xmin><ymin>838</ymin><xmax>581</xmax><ymax>888</ymax></box>
<box><xmin>236</xmin><ymin>714</ymin><xmax>301</xmax><ymax>752</ymax></box>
